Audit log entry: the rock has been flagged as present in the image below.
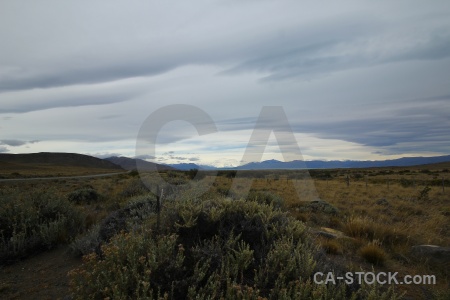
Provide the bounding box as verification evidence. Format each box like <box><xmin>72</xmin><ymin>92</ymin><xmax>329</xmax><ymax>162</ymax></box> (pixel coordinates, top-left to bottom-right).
<box><xmin>311</xmin><ymin>227</ymin><xmax>345</xmax><ymax>239</ymax></box>
<box><xmin>411</xmin><ymin>245</ymin><xmax>450</xmax><ymax>264</ymax></box>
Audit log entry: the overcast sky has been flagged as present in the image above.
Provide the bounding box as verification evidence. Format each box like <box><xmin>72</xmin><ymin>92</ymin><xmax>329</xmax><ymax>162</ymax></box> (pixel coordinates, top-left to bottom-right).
<box><xmin>1</xmin><ymin>1</ymin><xmax>449</xmax><ymax>167</ymax></box>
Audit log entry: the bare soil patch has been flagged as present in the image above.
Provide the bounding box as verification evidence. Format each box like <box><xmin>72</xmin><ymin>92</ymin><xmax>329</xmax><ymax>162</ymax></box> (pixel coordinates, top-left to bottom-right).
<box><xmin>0</xmin><ymin>246</ymin><xmax>81</xmax><ymax>300</ymax></box>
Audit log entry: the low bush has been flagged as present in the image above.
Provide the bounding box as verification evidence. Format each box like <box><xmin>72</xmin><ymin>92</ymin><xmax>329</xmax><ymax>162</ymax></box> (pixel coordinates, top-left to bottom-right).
<box><xmin>246</xmin><ymin>190</ymin><xmax>285</xmax><ymax>209</ymax></box>
<box><xmin>299</xmin><ymin>199</ymin><xmax>339</xmax><ymax>215</ymax></box>
<box><xmin>70</xmin><ymin>194</ymin><xmax>158</xmax><ymax>257</ymax></box>
<box><xmin>120</xmin><ymin>179</ymin><xmax>149</xmax><ymax>198</ymax></box>
<box><xmin>68</xmin><ymin>188</ymin><xmax>101</xmax><ymax>204</ymax></box>
<box><xmin>0</xmin><ymin>190</ymin><xmax>84</xmax><ymax>264</ymax></box>
<box><xmin>69</xmin><ymin>196</ymin><xmax>400</xmax><ymax>299</ymax></box>
<box><xmin>417</xmin><ymin>186</ymin><xmax>431</xmax><ymax>201</ymax></box>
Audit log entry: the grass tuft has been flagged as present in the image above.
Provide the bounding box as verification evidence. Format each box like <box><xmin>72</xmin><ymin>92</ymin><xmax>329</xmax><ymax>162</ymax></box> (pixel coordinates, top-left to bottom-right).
<box><xmin>360</xmin><ymin>242</ymin><xmax>387</xmax><ymax>266</ymax></box>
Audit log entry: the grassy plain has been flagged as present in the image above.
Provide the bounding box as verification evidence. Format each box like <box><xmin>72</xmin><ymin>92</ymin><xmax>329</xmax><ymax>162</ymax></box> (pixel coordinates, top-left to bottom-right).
<box><xmin>0</xmin><ymin>164</ymin><xmax>449</xmax><ymax>299</ymax></box>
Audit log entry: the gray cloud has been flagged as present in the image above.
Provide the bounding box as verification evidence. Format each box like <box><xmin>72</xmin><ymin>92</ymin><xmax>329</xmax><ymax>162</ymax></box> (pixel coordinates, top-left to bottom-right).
<box><xmin>0</xmin><ymin>146</ymin><xmax>9</xmax><ymax>153</ymax></box>
<box><xmin>223</xmin><ymin>29</ymin><xmax>450</xmax><ymax>82</ymax></box>
<box><xmin>0</xmin><ymin>1</ymin><xmax>449</xmax><ymax>163</ymax></box>
<box><xmin>0</xmin><ymin>79</ymin><xmax>147</xmax><ymax>113</ymax></box>
<box><xmin>292</xmin><ymin>99</ymin><xmax>450</xmax><ymax>155</ymax></box>
<box><xmin>1</xmin><ymin>1</ymin><xmax>447</xmax><ymax>93</ymax></box>
<box><xmin>0</xmin><ymin>140</ymin><xmax>27</xmax><ymax>147</ymax></box>
<box><xmin>92</xmin><ymin>152</ymin><xmax>125</xmax><ymax>159</ymax></box>
<box><xmin>0</xmin><ymin>139</ymin><xmax>39</xmax><ymax>147</ymax></box>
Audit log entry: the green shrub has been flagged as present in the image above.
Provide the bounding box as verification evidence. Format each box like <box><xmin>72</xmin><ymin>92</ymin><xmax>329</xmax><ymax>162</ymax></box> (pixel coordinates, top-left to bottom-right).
<box><xmin>69</xmin><ymin>224</ymin><xmax>101</xmax><ymax>257</ymax></box>
<box><xmin>120</xmin><ymin>179</ymin><xmax>149</xmax><ymax>198</ymax></box>
<box><xmin>216</xmin><ymin>186</ymin><xmax>231</xmax><ymax>197</ymax></box>
<box><xmin>0</xmin><ymin>190</ymin><xmax>84</xmax><ymax>264</ymax></box>
<box><xmin>70</xmin><ymin>194</ymin><xmax>157</xmax><ymax>257</ymax></box>
<box><xmin>129</xmin><ymin>169</ymin><xmax>140</xmax><ymax>177</ymax></box>
<box><xmin>68</xmin><ymin>188</ymin><xmax>101</xmax><ymax>204</ymax></box>
<box><xmin>299</xmin><ymin>199</ymin><xmax>339</xmax><ymax>215</ymax></box>
<box><xmin>69</xmin><ymin>196</ymin><xmax>399</xmax><ymax>299</ymax></box>
<box><xmin>246</xmin><ymin>190</ymin><xmax>285</xmax><ymax>209</ymax></box>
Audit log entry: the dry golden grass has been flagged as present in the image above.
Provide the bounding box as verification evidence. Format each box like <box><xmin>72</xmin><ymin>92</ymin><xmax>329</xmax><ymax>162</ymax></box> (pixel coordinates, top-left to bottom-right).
<box><xmin>1</xmin><ymin>166</ymin><xmax>448</xmax><ymax>298</ymax></box>
<box><xmin>0</xmin><ymin>164</ymin><xmax>124</xmax><ymax>178</ymax></box>
<box><xmin>320</xmin><ymin>239</ymin><xmax>342</xmax><ymax>255</ymax></box>
<box><xmin>206</xmin><ymin>169</ymin><xmax>449</xmax><ymax>297</ymax></box>
<box><xmin>360</xmin><ymin>242</ymin><xmax>388</xmax><ymax>266</ymax></box>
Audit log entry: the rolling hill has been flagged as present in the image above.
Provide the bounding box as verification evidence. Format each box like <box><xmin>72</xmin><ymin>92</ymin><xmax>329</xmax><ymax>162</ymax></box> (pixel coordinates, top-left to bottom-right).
<box><xmin>105</xmin><ymin>156</ymin><xmax>176</xmax><ymax>171</ymax></box>
<box><xmin>0</xmin><ymin>152</ymin><xmax>124</xmax><ymax>177</ymax></box>
<box><xmin>0</xmin><ymin>152</ymin><xmax>122</xmax><ymax>169</ymax></box>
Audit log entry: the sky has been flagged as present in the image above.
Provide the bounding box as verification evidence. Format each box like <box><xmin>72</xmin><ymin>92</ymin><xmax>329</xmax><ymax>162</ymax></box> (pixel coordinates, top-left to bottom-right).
<box><xmin>1</xmin><ymin>1</ymin><xmax>449</xmax><ymax>167</ymax></box>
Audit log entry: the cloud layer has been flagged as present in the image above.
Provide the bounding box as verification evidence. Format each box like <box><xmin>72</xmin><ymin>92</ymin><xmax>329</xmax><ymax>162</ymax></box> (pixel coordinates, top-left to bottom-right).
<box><xmin>0</xmin><ymin>0</ymin><xmax>449</xmax><ymax>166</ymax></box>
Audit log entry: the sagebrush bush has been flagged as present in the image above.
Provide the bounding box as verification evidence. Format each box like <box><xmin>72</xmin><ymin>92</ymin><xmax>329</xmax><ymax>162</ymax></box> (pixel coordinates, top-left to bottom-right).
<box><xmin>70</xmin><ymin>194</ymin><xmax>158</xmax><ymax>257</ymax></box>
<box><xmin>69</xmin><ymin>194</ymin><xmax>400</xmax><ymax>299</ymax></box>
<box><xmin>246</xmin><ymin>190</ymin><xmax>285</xmax><ymax>209</ymax></box>
<box><xmin>68</xmin><ymin>188</ymin><xmax>100</xmax><ymax>204</ymax></box>
<box><xmin>0</xmin><ymin>189</ymin><xmax>84</xmax><ymax>264</ymax></box>
<box><xmin>120</xmin><ymin>179</ymin><xmax>149</xmax><ymax>198</ymax></box>
<box><xmin>299</xmin><ymin>199</ymin><xmax>339</xmax><ymax>215</ymax></box>
<box><xmin>69</xmin><ymin>224</ymin><xmax>101</xmax><ymax>257</ymax></box>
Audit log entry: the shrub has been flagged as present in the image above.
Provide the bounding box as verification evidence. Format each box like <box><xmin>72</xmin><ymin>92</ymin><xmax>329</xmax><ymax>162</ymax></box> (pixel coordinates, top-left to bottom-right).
<box><xmin>70</xmin><ymin>194</ymin><xmax>157</xmax><ymax>257</ymax></box>
<box><xmin>417</xmin><ymin>186</ymin><xmax>431</xmax><ymax>201</ymax></box>
<box><xmin>119</xmin><ymin>179</ymin><xmax>149</xmax><ymax>198</ymax></box>
<box><xmin>68</xmin><ymin>188</ymin><xmax>101</xmax><ymax>204</ymax></box>
<box><xmin>187</xmin><ymin>168</ymin><xmax>198</xmax><ymax>180</ymax></box>
<box><xmin>69</xmin><ymin>224</ymin><xmax>101</xmax><ymax>257</ymax></box>
<box><xmin>69</xmin><ymin>196</ymin><xmax>399</xmax><ymax>299</ymax></box>
<box><xmin>0</xmin><ymin>190</ymin><xmax>84</xmax><ymax>264</ymax></box>
<box><xmin>400</xmin><ymin>178</ymin><xmax>414</xmax><ymax>187</ymax></box>
<box><xmin>246</xmin><ymin>190</ymin><xmax>285</xmax><ymax>209</ymax></box>
<box><xmin>129</xmin><ymin>169</ymin><xmax>139</xmax><ymax>177</ymax></box>
<box><xmin>216</xmin><ymin>186</ymin><xmax>231</xmax><ymax>197</ymax></box>
<box><xmin>299</xmin><ymin>199</ymin><xmax>339</xmax><ymax>215</ymax></box>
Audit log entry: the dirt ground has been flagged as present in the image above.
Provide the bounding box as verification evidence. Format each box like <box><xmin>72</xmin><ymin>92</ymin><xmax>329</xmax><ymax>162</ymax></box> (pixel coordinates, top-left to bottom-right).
<box><xmin>0</xmin><ymin>247</ymin><xmax>81</xmax><ymax>300</ymax></box>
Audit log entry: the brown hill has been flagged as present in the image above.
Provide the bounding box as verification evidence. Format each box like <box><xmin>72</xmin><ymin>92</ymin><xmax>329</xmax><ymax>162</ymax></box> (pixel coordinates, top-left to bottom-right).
<box><xmin>0</xmin><ymin>152</ymin><xmax>122</xmax><ymax>169</ymax></box>
<box><xmin>0</xmin><ymin>152</ymin><xmax>124</xmax><ymax>178</ymax></box>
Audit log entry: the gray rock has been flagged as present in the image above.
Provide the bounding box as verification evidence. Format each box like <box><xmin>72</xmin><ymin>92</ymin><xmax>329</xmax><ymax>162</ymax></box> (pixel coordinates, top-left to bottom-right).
<box><xmin>411</xmin><ymin>245</ymin><xmax>450</xmax><ymax>264</ymax></box>
<box><xmin>311</xmin><ymin>227</ymin><xmax>345</xmax><ymax>239</ymax></box>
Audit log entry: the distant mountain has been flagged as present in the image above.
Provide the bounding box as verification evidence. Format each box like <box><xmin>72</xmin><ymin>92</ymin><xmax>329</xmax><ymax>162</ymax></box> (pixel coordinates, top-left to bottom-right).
<box><xmin>0</xmin><ymin>152</ymin><xmax>123</xmax><ymax>170</ymax></box>
<box><xmin>235</xmin><ymin>155</ymin><xmax>450</xmax><ymax>170</ymax></box>
<box><xmin>105</xmin><ymin>156</ymin><xmax>175</xmax><ymax>171</ymax></box>
<box><xmin>167</xmin><ymin>163</ymin><xmax>216</xmax><ymax>171</ymax></box>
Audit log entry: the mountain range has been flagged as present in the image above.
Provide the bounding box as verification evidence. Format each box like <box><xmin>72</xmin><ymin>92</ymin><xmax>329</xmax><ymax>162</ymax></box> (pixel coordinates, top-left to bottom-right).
<box><xmin>105</xmin><ymin>156</ymin><xmax>175</xmax><ymax>171</ymax></box>
<box><xmin>1</xmin><ymin>153</ymin><xmax>449</xmax><ymax>172</ymax></box>
<box><xmin>164</xmin><ymin>155</ymin><xmax>450</xmax><ymax>170</ymax></box>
